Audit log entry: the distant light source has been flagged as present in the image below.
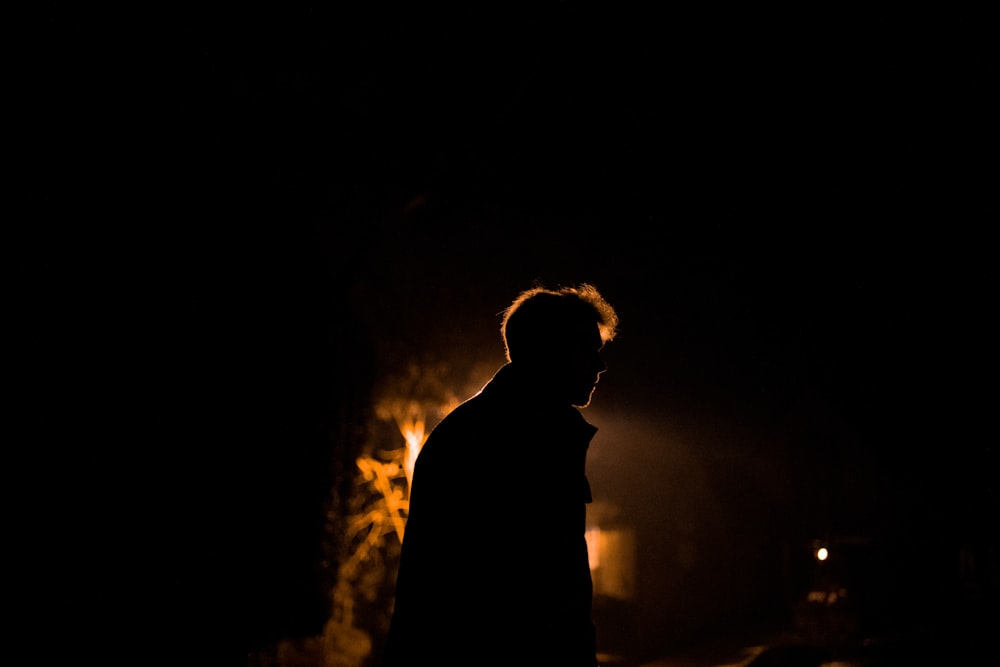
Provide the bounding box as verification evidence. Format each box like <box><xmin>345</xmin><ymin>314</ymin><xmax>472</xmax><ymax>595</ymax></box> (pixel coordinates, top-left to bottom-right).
<box><xmin>585</xmin><ymin>526</ymin><xmax>601</xmax><ymax>569</ymax></box>
<box><xmin>401</xmin><ymin>423</ymin><xmax>425</xmax><ymax>490</ymax></box>
<box><xmin>586</xmin><ymin>524</ymin><xmax>637</xmax><ymax>599</ymax></box>
<box><xmin>815</xmin><ymin>546</ymin><xmax>829</xmax><ymax>561</ymax></box>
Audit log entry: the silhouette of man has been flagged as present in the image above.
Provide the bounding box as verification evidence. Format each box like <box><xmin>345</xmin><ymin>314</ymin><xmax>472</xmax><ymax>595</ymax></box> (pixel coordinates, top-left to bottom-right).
<box><xmin>382</xmin><ymin>284</ymin><xmax>619</xmax><ymax>667</ymax></box>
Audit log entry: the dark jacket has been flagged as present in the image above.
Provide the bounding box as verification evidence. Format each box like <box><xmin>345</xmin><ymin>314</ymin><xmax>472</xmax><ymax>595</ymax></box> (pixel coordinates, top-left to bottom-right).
<box><xmin>382</xmin><ymin>363</ymin><xmax>600</xmax><ymax>667</ymax></box>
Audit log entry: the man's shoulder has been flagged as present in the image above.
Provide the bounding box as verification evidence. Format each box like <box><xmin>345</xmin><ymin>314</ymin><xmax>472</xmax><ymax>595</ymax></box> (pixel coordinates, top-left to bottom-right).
<box><xmin>423</xmin><ymin>388</ymin><xmax>516</xmax><ymax>444</ymax></box>
<box><xmin>432</xmin><ymin>392</ymin><xmax>493</xmax><ymax>431</ymax></box>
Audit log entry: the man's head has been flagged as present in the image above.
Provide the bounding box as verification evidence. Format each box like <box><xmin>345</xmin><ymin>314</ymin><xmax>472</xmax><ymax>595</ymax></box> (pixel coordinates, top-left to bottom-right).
<box><xmin>500</xmin><ymin>283</ymin><xmax>619</xmax><ymax>407</ymax></box>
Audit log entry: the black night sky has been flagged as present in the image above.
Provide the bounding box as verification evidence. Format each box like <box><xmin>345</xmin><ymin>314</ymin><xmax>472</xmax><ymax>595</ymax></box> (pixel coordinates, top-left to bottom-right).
<box><xmin>22</xmin><ymin>4</ymin><xmax>996</xmax><ymax>665</ymax></box>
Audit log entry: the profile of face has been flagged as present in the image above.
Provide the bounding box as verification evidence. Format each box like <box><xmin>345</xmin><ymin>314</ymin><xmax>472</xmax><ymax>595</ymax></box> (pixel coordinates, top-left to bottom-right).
<box><xmin>543</xmin><ymin>323</ymin><xmax>608</xmax><ymax>408</ymax></box>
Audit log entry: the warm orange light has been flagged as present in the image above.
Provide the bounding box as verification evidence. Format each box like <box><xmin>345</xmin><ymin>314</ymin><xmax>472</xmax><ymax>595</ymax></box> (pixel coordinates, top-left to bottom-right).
<box><xmin>401</xmin><ymin>422</ymin><xmax>426</xmax><ymax>490</ymax></box>
<box><xmin>587</xmin><ymin>525</ymin><xmax>637</xmax><ymax>599</ymax></box>
<box><xmin>355</xmin><ymin>456</ymin><xmax>408</xmax><ymax>543</ymax></box>
<box><xmin>325</xmin><ymin>362</ymin><xmax>487</xmax><ymax>666</ymax></box>
<box><xmin>585</xmin><ymin>526</ymin><xmax>601</xmax><ymax>569</ymax></box>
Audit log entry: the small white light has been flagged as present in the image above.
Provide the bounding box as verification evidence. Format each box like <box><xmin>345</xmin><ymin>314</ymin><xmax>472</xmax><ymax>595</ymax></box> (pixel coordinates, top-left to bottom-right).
<box><xmin>816</xmin><ymin>547</ymin><xmax>829</xmax><ymax>561</ymax></box>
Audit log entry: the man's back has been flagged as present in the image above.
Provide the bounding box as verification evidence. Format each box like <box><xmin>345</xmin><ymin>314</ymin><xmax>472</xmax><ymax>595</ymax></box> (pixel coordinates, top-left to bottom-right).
<box><xmin>382</xmin><ymin>363</ymin><xmax>599</xmax><ymax>666</ymax></box>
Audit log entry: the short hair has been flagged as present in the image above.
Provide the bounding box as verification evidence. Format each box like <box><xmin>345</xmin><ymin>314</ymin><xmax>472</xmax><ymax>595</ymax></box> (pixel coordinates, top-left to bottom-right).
<box><xmin>500</xmin><ymin>283</ymin><xmax>619</xmax><ymax>363</ymax></box>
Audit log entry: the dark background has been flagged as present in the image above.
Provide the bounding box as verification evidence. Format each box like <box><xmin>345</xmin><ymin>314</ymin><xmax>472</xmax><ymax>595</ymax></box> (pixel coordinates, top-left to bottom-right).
<box><xmin>20</xmin><ymin>4</ymin><xmax>995</xmax><ymax>665</ymax></box>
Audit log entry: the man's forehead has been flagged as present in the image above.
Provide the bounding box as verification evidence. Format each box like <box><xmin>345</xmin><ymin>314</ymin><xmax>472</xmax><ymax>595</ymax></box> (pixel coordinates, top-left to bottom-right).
<box><xmin>567</xmin><ymin>322</ymin><xmax>604</xmax><ymax>347</ymax></box>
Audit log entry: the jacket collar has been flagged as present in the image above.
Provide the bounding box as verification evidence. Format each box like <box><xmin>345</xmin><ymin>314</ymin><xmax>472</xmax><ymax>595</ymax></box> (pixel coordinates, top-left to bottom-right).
<box><xmin>479</xmin><ymin>363</ymin><xmax>598</xmax><ymax>442</ymax></box>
